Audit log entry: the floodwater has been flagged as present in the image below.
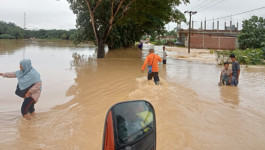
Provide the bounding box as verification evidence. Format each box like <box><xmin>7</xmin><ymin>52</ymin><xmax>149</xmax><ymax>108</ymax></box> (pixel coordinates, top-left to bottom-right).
<box><xmin>0</xmin><ymin>39</ymin><xmax>265</xmax><ymax>150</ymax></box>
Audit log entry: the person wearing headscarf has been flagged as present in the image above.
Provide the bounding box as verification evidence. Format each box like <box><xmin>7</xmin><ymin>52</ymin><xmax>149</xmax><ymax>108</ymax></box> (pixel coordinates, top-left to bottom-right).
<box><xmin>0</xmin><ymin>59</ymin><xmax>42</xmax><ymax>120</ymax></box>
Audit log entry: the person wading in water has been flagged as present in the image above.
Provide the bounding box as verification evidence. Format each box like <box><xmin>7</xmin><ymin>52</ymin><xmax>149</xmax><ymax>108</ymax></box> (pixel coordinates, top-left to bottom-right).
<box><xmin>230</xmin><ymin>54</ymin><xmax>240</xmax><ymax>86</ymax></box>
<box><xmin>0</xmin><ymin>59</ymin><xmax>42</xmax><ymax>120</ymax></box>
<box><xmin>162</xmin><ymin>46</ymin><xmax>167</xmax><ymax>64</ymax></box>
<box><xmin>141</xmin><ymin>49</ymin><xmax>162</xmax><ymax>85</ymax></box>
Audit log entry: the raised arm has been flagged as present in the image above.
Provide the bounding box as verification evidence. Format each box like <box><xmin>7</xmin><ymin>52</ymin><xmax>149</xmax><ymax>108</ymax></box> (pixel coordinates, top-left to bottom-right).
<box><xmin>1</xmin><ymin>72</ymin><xmax>17</xmax><ymax>78</ymax></box>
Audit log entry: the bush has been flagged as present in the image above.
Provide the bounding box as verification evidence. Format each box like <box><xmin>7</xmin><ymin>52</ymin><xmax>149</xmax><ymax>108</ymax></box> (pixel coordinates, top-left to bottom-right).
<box><xmin>0</xmin><ymin>34</ymin><xmax>16</xmax><ymax>39</ymax></box>
<box><xmin>216</xmin><ymin>49</ymin><xmax>265</xmax><ymax>65</ymax></box>
<box><xmin>150</xmin><ymin>40</ymin><xmax>164</xmax><ymax>46</ymax></box>
<box><xmin>209</xmin><ymin>50</ymin><xmax>215</xmax><ymax>54</ymax></box>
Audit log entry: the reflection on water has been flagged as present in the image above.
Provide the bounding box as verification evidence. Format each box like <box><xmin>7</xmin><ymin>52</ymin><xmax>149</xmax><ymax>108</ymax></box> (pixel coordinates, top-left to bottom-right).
<box><xmin>0</xmin><ymin>40</ymin><xmax>265</xmax><ymax>150</ymax></box>
<box><xmin>0</xmin><ymin>40</ymin><xmax>27</xmax><ymax>55</ymax></box>
<box><xmin>220</xmin><ymin>86</ymin><xmax>239</xmax><ymax>105</ymax></box>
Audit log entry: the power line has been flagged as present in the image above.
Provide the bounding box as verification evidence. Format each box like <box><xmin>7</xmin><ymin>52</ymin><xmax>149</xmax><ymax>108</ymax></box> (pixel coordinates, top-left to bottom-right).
<box><xmin>190</xmin><ymin>0</ymin><xmax>211</xmax><ymax>10</ymax></box>
<box><xmin>195</xmin><ymin>0</ymin><xmax>218</xmax><ymax>11</ymax></box>
<box><xmin>193</xmin><ymin>6</ymin><xmax>265</xmax><ymax>22</ymax></box>
<box><xmin>205</xmin><ymin>6</ymin><xmax>265</xmax><ymax>21</ymax></box>
<box><xmin>198</xmin><ymin>0</ymin><xmax>226</xmax><ymax>13</ymax></box>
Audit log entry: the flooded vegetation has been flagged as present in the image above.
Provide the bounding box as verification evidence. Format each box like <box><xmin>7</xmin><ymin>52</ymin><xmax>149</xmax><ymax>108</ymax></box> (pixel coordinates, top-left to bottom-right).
<box><xmin>0</xmin><ymin>40</ymin><xmax>265</xmax><ymax>149</ymax></box>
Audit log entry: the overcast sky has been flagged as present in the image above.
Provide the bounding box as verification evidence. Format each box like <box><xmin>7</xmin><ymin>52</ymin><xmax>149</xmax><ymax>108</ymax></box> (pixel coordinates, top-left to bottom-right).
<box><xmin>0</xmin><ymin>0</ymin><xmax>76</xmax><ymax>30</ymax></box>
<box><xmin>0</xmin><ymin>0</ymin><xmax>265</xmax><ymax>30</ymax></box>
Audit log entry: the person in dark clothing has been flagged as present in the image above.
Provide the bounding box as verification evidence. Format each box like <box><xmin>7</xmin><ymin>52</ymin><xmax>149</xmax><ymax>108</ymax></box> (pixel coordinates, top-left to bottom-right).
<box><xmin>230</xmin><ymin>54</ymin><xmax>240</xmax><ymax>86</ymax></box>
<box><xmin>138</xmin><ymin>42</ymin><xmax>143</xmax><ymax>50</ymax></box>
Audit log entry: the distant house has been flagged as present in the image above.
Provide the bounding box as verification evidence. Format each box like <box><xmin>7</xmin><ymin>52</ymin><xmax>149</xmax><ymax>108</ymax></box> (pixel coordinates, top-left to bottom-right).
<box><xmin>178</xmin><ymin>28</ymin><xmax>240</xmax><ymax>50</ymax></box>
<box><xmin>164</xmin><ymin>35</ymin><xmax>176</xmax><ymax>41</ymax></box>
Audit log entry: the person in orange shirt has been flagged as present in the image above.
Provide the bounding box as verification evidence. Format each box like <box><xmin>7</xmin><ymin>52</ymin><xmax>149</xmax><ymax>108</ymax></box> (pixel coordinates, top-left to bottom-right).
<box><xmin>141</xmin><ymin>49</ymin><xmax>162</xmax><ymax>85</ymax></box>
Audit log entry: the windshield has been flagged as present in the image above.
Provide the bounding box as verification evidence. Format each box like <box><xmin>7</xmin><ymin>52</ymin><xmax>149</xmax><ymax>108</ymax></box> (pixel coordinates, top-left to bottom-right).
<box><xmin>113</xmin><ymin>101</ymin><xmax>154</xmax><ymax>145</ymax></box>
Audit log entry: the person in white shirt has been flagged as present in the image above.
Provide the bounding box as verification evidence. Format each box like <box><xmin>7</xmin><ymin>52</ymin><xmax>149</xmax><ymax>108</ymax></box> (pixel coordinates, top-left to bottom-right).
<box><xmin>162</xmin><ymin>46</ymin><xmax>167</xmax><ymax>64</ymax></box>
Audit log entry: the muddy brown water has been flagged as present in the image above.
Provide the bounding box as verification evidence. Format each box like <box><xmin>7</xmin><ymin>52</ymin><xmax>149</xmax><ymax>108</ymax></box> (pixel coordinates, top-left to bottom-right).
<box><xmin>0</xmin><ymin>40</ymin><xmax>265</xmax><ymax>150</ymax></box>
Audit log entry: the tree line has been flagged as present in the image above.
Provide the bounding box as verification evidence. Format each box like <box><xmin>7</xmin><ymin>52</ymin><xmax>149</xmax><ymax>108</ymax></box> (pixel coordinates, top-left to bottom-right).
<box><xmin>0</xmin><ymin>21</ymin><xmax>78</xmax><ymax>40</ymax></box>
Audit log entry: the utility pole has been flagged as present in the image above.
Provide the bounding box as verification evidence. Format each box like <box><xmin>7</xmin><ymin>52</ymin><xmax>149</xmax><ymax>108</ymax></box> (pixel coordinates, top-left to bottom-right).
<box><xmin>217</xmin><ymin>20</ymin><xmax>219</xmax><ymax>31</ymax></box>
<box><xmin>184</xmin><ymin>11</ymin><xmax>197</xmax><ymax>54</ymax></box>
<box><xmin>24</xmin><ymin>12</ymin><xmax>26</xmax><ymax>29</ymax></box>
<box><xmin>204</xmin><ymin>17</ymin><xmax>206</xmax><ymax>30</ymax></box>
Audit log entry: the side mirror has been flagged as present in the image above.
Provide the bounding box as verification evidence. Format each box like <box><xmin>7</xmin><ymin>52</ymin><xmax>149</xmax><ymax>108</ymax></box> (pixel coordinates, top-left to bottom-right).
<box><xmin>102</xmin><ymin>100</ymin><xmax>156</xmax><ymax>150</ymax></box>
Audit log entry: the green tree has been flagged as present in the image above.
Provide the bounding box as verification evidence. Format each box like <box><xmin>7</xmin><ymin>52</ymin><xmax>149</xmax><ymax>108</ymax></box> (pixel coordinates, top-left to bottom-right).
<box><xmin>0</xmin><ymin>21</ymin><xmax>24</xmax><ymax>39</ymax></box>
<box><xmin>67</xmin><ymin>0</ymin><xmax>188</xmax><ymax>58</ymax></box>
<box><xmin>60</xmin><ymin>33</ymin><xmax>68</xmax><ymax>40</ymax></box>
<box><xmin>238</xmin><ymin>16</ymin><xmax>265</xmax><ymax>49</ymax></box>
